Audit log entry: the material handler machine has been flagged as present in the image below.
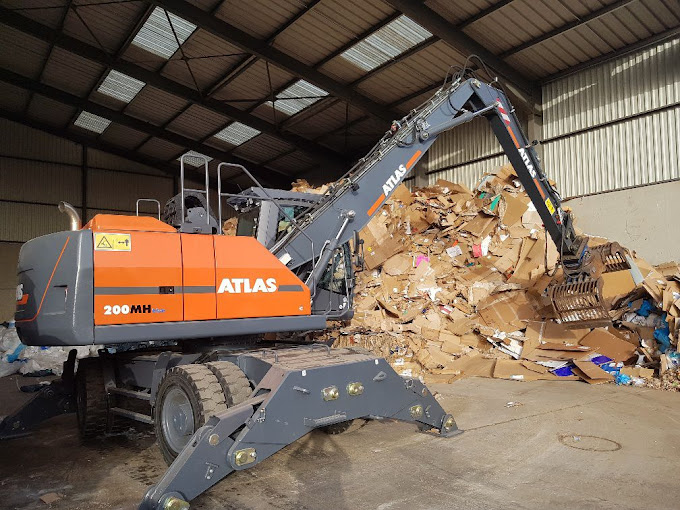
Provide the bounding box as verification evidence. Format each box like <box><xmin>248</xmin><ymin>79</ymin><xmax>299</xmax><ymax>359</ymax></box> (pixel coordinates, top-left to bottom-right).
<box><xmin>2</xmin><ymin>67</ymin><xmax>630</xmax><ymax>509</ymax></box>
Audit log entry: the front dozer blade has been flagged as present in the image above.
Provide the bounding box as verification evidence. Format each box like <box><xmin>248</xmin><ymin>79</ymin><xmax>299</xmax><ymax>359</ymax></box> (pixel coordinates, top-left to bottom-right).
<box><xmin>549</xmin><ymin>278</ymin><xmax>611</xmax><ymax>329</ymax></box>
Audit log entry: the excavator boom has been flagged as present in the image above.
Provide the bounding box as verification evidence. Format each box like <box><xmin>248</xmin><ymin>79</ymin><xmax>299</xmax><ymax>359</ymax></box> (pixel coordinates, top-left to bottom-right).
<box><xmin>269</xmin><ymin>75</ymin><xmax>627</xmax><ymax>328</ymax></box>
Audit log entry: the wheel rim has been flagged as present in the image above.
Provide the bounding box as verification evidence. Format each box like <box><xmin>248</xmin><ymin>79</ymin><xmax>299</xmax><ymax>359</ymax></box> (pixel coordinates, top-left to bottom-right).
<box><xmin>160</xmin><ymin>386</ymin><xmax>195</xmax><ymax>454</ymax></box>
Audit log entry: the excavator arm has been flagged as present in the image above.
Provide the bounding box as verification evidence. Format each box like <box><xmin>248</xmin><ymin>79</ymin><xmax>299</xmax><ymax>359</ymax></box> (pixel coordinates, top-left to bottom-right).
<box><xmin>272</xmin><ymin>77</ymin><xmax>575</xmax><ymax>269</ymax></box>
<box><xmin>272</xmin><ymin>76</ymin><xmax>626</xmax><ymax>327</ymax></box>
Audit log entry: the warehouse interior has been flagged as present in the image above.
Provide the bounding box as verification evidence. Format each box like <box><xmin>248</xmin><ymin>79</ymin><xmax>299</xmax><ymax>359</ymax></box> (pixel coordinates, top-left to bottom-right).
<box><xmin>0</xmin><ymin>0</ymin><xmax>679</xmax><ymax>509</ymax></box>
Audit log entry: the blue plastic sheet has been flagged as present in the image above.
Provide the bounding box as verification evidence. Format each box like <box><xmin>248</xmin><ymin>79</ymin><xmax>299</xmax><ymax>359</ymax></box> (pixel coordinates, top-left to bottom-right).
<box><xmin>591</xmin><ymin>355</ymin><xmax>612</xmax><ymax>366</ymax></box>
<box><xmin>637</xmin><ymin>299</ymin><xmax>655</xmax><ymax>317</ymax></box>
<box><xmin>553</xmin><ymin>365</ymin><xmax>575</xmax><ymax>377</ymax></box>
<box><xmin>615</xmin><ymin>373</ymin><xmax>632</xmax><ymax>385</ymax></box>
<box><xmin>654</xmin><ymin>313</ymin><xmax>671</xmax><ymax>353</ymax></box>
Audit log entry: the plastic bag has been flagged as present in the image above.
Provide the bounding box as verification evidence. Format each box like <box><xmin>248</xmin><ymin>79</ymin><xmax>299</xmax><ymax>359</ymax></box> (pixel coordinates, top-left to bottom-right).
<box><xmin>0</xmin><ymin>325</ymin><xmax>21</xmax><ymax>355</ymax></box>
<box><xmin>0</xmin><ymin>323</ymin><xmax>95</xmax><ymax>377</ymax></box>
<box><xmin>637</xmin><ymin>299</ymin><xmax>655</xmax><ymax>317</ymax></box>
<box><xmin>615</xmin><ymin>373</ymin><xmax>632</xmax><ymax>385</ymax></box>
<box><xmin>0</xmin><ymin>325</ymin><xmax>24</xmax><ymax>377</ymax></box>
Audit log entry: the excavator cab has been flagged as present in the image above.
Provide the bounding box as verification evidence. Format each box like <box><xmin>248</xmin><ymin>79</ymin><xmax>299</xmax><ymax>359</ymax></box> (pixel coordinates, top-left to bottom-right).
<box><xmin>226</xmin><ymin>187</ymin><xmax>321</xmax><ymax>248</ymax></box>
<box><xmin>226</xmin><ymin>187</ymin><xmax>355</xmax><ymax>321</ymax></box>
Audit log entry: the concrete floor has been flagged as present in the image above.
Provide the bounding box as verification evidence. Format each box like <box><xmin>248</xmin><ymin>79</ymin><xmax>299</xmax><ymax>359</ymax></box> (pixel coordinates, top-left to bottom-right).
<box><xmin>1</xmin><ymin>375</ymin><xmax>679</xmax><ymax>510</ymax></box>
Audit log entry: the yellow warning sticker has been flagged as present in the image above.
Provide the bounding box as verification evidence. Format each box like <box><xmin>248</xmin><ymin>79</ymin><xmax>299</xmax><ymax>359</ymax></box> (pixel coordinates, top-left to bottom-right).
<box><xmin>545</xmin><ymin>198</ymin><xmax>556</xmax><ymax>215</ymax></box>
<box><xmin>94</xmin><ymin>233</ymin><xmax>131</xmax><ymax>251</ymax></box>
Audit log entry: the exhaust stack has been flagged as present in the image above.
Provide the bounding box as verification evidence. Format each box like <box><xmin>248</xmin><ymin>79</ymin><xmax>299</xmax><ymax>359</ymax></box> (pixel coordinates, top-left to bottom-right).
<box><xmin>58</xmin><ymin>201</ymin><xmax>81</xmax><ymax>231</ymax></box>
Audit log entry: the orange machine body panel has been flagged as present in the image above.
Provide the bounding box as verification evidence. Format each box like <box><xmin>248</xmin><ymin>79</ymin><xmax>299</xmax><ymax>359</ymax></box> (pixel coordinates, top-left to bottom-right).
<box><xmin>93</xmin><ymin>231</ymin><xmax>183</xmax><ymax>325</ymax></box>
<box><xmin>91</xmin><ymin>214</ymin><xmax>183</xmax><ymax>326</ymax></box>
<box><xmin>87</xmin><ymin>214</ymin><xmax>310</xmax><ymax>326</ymax></box>
<box><xmin>181</xmin><ymin>233</ymin><xmax>217</xmax><ymax>321</ymax></box>
<box><xmin>214</xmin><ymin>236</ymin><xmax>310</xmax><ymax>320</ymax></box>
<box><xmin>86</xmin><ymin>214</ymin><xmax>176</xmax><ymax>233</ymax></box>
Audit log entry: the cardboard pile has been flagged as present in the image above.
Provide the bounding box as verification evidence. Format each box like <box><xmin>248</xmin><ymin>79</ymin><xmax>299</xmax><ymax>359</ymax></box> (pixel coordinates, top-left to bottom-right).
<box><xmin>292</xmin><ymin>165</ymin><xmax>680</xmax><ymax>387</ymax></box>
<box><xmin>222</xmin><ymin>217</ymin><xmax>238</xmax><ymax>236</ymax></box>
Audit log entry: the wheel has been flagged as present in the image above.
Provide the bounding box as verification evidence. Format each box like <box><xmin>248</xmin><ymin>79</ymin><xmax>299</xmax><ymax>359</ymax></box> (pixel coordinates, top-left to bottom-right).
<box><xmin>205</xmin><ymin>361</ymin><xmax>252</xmax><ymax>406</ymax></box>
<box><xmin>75</xmin><ymin>357</ymin><xmax>110</xmax><ymax>440</ymax></box>
<box><xmin>154</xmin><ymin>364</ymin><xmax>227</xmax><ymax>465</ymax></box>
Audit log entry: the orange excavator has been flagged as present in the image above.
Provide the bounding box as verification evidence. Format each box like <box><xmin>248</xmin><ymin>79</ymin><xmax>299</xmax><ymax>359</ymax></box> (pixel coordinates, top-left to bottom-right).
<box><xmin>2</xmin><ymin>69</ymin><xmax>631</xmax><ymax>509</ymax></box>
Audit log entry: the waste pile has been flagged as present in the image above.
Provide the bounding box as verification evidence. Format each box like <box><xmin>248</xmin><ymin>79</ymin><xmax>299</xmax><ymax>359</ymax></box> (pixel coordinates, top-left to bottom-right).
<box><xmin>292</xmin><ymin>165</ymin><xmax>680</xmax><ymax>388</ymax></box>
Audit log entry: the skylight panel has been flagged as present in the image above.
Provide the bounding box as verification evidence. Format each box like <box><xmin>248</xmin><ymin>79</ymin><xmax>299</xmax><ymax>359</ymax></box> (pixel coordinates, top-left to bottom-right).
<box><xmin>98</xmin><ymin>70</ymin><xmax>145</xmax><ymax>103</ymax></box>
<box><xmin>265</xmin><ymin>80</ymin><xmax>329</xmax><ymax>116</ymax></box>
<box><xmin>340</xmin><ymin>15</ymin><xmax>431</xmax><ymax>72</ymax></box>
<box><xmin>131</xmin><ymin>7</ymin><xmax>197</xmax><ymax>59</ymax></box>
<box><xmin>214</xmin><ymin>122</ymin><xmax>261</xmax><ymax>146</ymax></box>
<box><xmin>73</xmin><ymin>111</ymin><xmax>111</xmax><ymax>134</ymax></box>
<box><xmin>179</xmin><ymin>151</ymin><xmax>213</xmax><ymax>167</ymax></box>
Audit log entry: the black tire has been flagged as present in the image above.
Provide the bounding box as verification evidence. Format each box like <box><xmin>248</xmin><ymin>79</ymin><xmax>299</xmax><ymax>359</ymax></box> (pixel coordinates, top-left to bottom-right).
<box><xmin>75</xmin><ymin>357</ymin><xmax>110</xmax><ymax>440</ymax></box>
<box><xmin>205</xmin><ymin>361</ymin><xmax>252</xmax><ymax>406</ymax></box>
<box><xmin>154</xmin><ymin>364</ymin><xmax>227</xmax><ymax>465</ymax></box>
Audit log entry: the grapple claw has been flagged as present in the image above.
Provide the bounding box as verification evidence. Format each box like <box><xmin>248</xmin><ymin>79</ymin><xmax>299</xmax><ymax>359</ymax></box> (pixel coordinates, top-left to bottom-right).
<box><xmin>549</xmin><ymin>277</ymin><xmax>611</xmax><ymax>329</ymax></box>
<box><xmin>590</xmin><ymin>242</ymin><xmax>631</xmax><ymax>273</ymax></box>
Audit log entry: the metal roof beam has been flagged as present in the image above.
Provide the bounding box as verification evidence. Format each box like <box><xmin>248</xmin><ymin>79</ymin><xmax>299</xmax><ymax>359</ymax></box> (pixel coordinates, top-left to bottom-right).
<box><xmin>541</xmin><ymin>26</ymin><xmax>680</xmax><ymax>84</ymax></box>
<box><xmin>24</xmin><ymin>0</ymin><xmax>73</xmax><ymax>116</ymax></box>
<box><xmin>0</xmin><ymin>108</ymin><xmax>243</xmax><ymax>193</ymax></box>
<box><xmin>239</xmin><ymin>14</ymin><xmax>425</xmax><ymax>139</ymax></box>
<box><xmin>460</xmin><ymin>0</ymin><xmax>516</xmax><ymax>27</ymax></box>
<box><xmin>151</xmin><ymin>0</ymin><xmax>399</xmax><ymax>123</ymax></box>
<box><xmin>67</xmin><ymin>3</ymin><xmax>156</xmax><ymax>130</ymax></box>
<box><xmin>499</xmin><ymin>0</ymin><xmax>636</xmax><ymax>59</ymax></box>
<box><xmin>271</xmin><ymin>1</ymin><xmax>530</xmax><ymax>135</ymax></box>
<box><xmin>205</xmin><ymin>0</ymin><xmax>323</xmax><ymax>97</ymax></box>
<box><xmin>384</xmin><ymin>0</ymin><xmax>538</xmax><ymax>100</ymax></box>
<box><xmin>277</xmin><ymin>3</ymin><xmax>519</xmax><ymax>132</ymax></box>
<box><xmin>0</xmin><ymin>6</ymin><xmax>345</xmax><ymax>172</ymax></box>
<box><xmin>0</xmin><ymin>68</ymin><xmax>291</xmax><ymax>189</ymax></box>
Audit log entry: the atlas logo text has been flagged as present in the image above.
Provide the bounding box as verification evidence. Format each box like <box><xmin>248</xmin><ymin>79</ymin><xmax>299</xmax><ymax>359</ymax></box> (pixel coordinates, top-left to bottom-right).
<box><xmin>382</xmin><ymin>164</ymin><xmax>408</xmax><ymax>195</ymax></box>
<box><xmin>218</xmin><ymin>278</ymin><xmax>277</xmax><ymax>294</ymax></box>
<box><xmin>383</xmin><ymin>165</ymin><xmax>408</xmax><ymax>197</ymax></box>
<box><xmin>518</xmin><ymin>148</ymin><xmax>537</xmax><ymax>179</ymax></box>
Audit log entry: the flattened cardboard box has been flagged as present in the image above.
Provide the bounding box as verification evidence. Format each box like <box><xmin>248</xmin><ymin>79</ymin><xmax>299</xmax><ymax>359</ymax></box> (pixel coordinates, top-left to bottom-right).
<box><xmin>579</xmin><ymin>328</ymin><xmax>637</xmax><ymax>362</ymax></box>
<box><xmin>572</xmin><ymin>360</ymin><xmax>614</xmax><ymax>384</ymax></box>
<box><xmin>493</xmin><ymin>359</ymin><xmax>558</xmax><ymax>381</ymax></box>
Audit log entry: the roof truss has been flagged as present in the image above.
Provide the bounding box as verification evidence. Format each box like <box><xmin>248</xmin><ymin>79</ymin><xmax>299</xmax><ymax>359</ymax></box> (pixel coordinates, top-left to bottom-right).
<box><xmin>0</xmin><ymin>107</ymin><xmax>240</xmax><ymax>193</ymax></box>
<box><xmin>153</xmin><ymin>0</ymin><xmax>400</xmax><ymax>123</ymax></box>
<box><xmin>0</xmin><ymin>6</ymin><xmax>346</xmax><ymax>173</ymax></box>
<box><xmin>0</xmin><ymin>68</ymin><xmax>291</xmax><ymax>189</ymax></box>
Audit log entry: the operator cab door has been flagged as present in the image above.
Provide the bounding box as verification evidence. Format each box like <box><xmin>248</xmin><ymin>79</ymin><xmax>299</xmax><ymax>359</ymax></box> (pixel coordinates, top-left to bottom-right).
<box><xmin>93</xmin><ymin>231</ymin><xmax>183</xmax><ymax>325</ymax></box>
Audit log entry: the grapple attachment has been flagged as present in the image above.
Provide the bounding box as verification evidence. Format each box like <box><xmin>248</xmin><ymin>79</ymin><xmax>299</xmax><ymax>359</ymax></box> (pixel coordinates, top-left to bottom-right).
<box><xmin>549</xmin><ymin>242</ymin><xmax>632</xmax><ymax>329</ymax></box>
<box><xmin>590</xmin><ymin>242</ymin><xmax>631</xmax><ymax>273</ymax></box>
<box><xmin>549</xmin><ymin>278</ymin><xmax>610</xmax><ymax>329</ymax></box>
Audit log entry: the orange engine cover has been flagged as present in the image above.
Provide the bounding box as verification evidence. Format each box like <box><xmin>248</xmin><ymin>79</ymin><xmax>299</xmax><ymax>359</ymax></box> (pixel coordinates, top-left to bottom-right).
<box><xmin>89</xmin><ymin>214</ymin><xmax>310</xmax><ymax>326</ymax></box>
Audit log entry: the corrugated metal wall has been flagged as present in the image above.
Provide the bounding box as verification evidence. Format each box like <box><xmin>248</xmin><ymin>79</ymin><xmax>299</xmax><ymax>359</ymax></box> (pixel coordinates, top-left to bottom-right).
<box><xmin>0</xmin><ymin>118</ymin><xmax>174</xmax><ymax>242</ymax></box>
<box><xmin>425</xmin><ymin>38</ymin><xmax>680</xmax><ymax>197</ymax></box>
<box><xmin>0</xmin><ymin>119</ymin><xmax>174</xmax><ymax>319</ymax></box>
<box><xmin>426</xmin><ymin>116</ymin><xmax>505</xmax><ymax>189</ymax></box>
<box><xmin>425</xmin><ymin>113</ymin><xmax>529</xmax><ymax>190</ymax></box>
<box><xmin>543</xmin><ymin>37</ymin><xmax>680</xmax><ymax>197</ymax></box>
